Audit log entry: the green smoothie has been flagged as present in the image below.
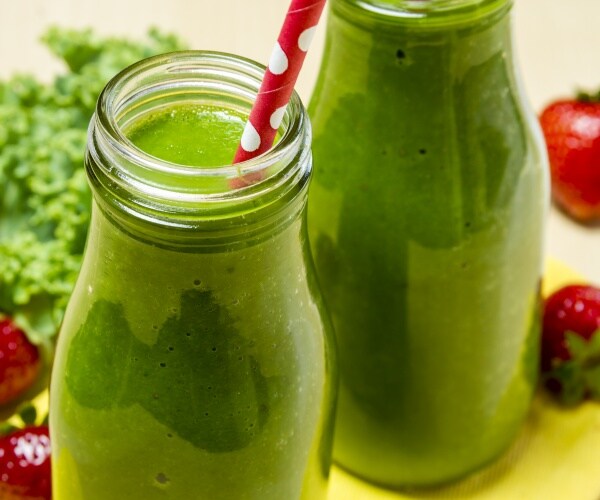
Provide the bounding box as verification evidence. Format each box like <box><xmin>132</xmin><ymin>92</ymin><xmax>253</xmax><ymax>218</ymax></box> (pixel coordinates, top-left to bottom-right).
<box><xmin>50</xmin><ymin>54</ymin><xmax>336</xmax><ymax>499</ymax></box>
<box><xmin>126</xmin><ymin>104</ymin><xmax>247</xmax><ymax>166</ymax></box>
<box><xmin>307</xmin><ymin>0</ymin><xmax>547</xmax><ymax>487</ymax></box>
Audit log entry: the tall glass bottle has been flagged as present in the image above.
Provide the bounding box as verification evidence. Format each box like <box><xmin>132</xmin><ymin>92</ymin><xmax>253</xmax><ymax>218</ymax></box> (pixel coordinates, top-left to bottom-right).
<box><xmin>308</xmin><ymin>0</ymin><xmax>548</xmax><ymax>487</ymax></box>
<box><xmin>50</xmin><ymin>52</ymin><xmax>336</xmax><ymax>499</ymax></box>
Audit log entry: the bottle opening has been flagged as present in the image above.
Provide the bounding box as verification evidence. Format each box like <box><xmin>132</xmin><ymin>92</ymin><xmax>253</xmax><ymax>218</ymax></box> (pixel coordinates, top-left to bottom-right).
<box><xmin>335</xmin><ymin>0</ymin><xmax>510</xmax><ymax>26</ymax></box>
<box><xmin>88</xmin><ymin>51</ymin><xmax>311</xmax><ymax>208</ymax></box>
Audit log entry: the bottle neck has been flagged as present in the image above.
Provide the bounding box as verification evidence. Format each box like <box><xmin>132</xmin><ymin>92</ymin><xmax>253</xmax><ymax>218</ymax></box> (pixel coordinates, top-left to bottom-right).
<box><xmin>86</xmin><ymin>52</ymin><xmax>312</xmax><ymax>248</ymax></box>
<box><xmin>322</xmin><ymin>0</ymin><xmax>515</xmax><ymax>78</ymax></box>
<box><xmin>310</xmin><ymin>0</ymin><xmax>534</xmax><ymax>248</ymax></box>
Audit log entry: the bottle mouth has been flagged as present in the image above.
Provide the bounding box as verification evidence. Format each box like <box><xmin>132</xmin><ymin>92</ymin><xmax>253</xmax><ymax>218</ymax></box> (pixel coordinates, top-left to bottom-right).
<box><xmin>87</xmin><ymin>51</ymin><xmax>311</xmax><ymax>219</ymax></box>
<box><xmin>334</xmin><ymin>0</ymin><xmax>510</xmax><ymax>26</ymax></box>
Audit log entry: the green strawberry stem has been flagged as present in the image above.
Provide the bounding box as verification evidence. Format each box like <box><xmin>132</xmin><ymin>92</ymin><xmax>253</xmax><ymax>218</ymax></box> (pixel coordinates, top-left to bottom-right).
<box><xmin>544</xmin><ymin>329</ymin><xmax>600</xmax><ymax>406</ymax></box>
<box><xmin>576</xmin><ymin>89</ymin><xmax>600</xmax><ymax>103</ymax></box>
<box><xmin>18</xmin><ymin>402</ymin><xmax>37</xmax><ymax>426</ymax></box>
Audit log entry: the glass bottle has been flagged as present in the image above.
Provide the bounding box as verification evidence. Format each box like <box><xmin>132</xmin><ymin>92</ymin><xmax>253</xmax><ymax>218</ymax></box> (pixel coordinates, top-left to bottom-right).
<box><xmin>307</xmin><ymin>0</ymin><xmax>548</xmax><ymax>487</ymax></box>
<box><xmin>50</xmin><ymin>52</ymin><xmax>336</xmax><ymax>499</ymax></box>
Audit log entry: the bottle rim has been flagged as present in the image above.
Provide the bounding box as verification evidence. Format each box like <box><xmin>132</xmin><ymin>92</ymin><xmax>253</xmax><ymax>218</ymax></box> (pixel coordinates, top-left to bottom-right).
<box><xmin>87</xmin><ymin>51</ymin><xmax>311</xmax><ymax>221</ymax></box>
<box><xmin>333</xmin><ymin>0</ymin><xmax>511</xmax><ymax>27</ymax></box>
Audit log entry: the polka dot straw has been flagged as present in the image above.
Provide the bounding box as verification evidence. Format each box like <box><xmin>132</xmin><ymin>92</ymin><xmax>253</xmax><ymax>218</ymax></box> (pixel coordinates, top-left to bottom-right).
<box><xmin>233</xmin><ymin>0</ymin><xmax>327</xmax><ymax>179</ymax></box>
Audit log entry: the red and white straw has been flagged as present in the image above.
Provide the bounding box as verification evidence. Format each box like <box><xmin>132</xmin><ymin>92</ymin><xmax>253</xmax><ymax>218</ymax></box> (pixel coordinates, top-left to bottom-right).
<box><xmin>233</xmin><ymin>0</ymin><xmax>327</xmax><ymax>178</ymax></box>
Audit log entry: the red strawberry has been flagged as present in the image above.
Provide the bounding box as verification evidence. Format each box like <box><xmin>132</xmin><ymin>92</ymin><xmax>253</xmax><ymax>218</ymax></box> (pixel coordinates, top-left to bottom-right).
<box><xmin>0</xmin><ymin>426</ymin><xmax>51</xmax><ymax>499</ymax></box>
<box><xmin>542</xmin><ymin>284</ymin><xmax>600</xmax><ymax>405</ymax></box>
<box><xmin>0</xmin><ymin>319</ymin><xmax>41</xmax><ymax>406</ymax></box>
<box><xmin>539</xmin><ymin>92</ymin><xmax>600</xmax><ymax>222</ymax></box>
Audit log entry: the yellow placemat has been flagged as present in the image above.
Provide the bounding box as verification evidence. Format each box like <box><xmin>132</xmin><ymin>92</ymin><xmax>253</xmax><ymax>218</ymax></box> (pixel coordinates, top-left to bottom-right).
<box><xmin>329</xmin><ymin>258</ymin><xmax>600</xmax><ymax>500</ymax></box>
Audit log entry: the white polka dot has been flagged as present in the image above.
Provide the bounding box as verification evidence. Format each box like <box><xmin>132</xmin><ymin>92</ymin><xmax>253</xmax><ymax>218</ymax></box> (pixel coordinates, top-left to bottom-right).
<box><xmin>298</xmin><ymin>26</ymin><xmax>317</xmax><ymax>52</ymax></box>
<box><xmin>269</xmin><ymin>42</ymin><xmax>289</xmax><ymax>75</ymax></box>
<box><xmin>269</xmin><ymin>106</ymin><xmax>287</xmax><ymax>130</ymax></box>
<box><xmin>241</xmin><ymin>122</ymin><xmax>261</xmax><ymax>152</ymax></box>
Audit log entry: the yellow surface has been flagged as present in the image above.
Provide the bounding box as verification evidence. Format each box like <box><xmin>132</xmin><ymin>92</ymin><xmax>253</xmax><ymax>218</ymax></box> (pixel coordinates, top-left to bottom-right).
<box><xmin>329</xmin><ymin>258</ymin><xmax>600</xmax><ymax>500</ymax></box>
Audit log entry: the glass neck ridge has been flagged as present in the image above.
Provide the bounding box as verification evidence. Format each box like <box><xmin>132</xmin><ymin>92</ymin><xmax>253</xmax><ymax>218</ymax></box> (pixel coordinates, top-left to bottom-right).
<box><xmin>87</xmin><ymin>51</ymin><xmax>311</xmax><ymax>243</ymax></box>
<box><xmin>333</xmin><ymin>0</ymin><xmax>511</xmax><ymax>27</ymax></box>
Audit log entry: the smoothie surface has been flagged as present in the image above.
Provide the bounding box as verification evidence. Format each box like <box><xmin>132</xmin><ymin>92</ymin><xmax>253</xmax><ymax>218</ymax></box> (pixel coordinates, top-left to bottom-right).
<box><xmin>125</xmin><ymin>103</ymin><xmax>245</xmax><ymax>167</ymax></box>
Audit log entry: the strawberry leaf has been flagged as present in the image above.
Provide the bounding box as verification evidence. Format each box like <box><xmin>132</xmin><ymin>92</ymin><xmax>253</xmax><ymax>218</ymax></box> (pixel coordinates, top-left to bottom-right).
<box><xmin>565</xmin><ymin>331</ymin><xmax>591</xmax><ymax>359</ymax></box>
<box><xmin>585</xmin><ymin>365</ymin><xmax>600</xmax><ymax>399</ymax></box>
<box><xmin>18</xmin><ymin>402</ymin><xmax>37</xmax><ymax>425</ymax></box>
<box><xmin>585</xmin><ymin>331</ymin><xmax>600</xmax><ymax>358</ymax></box>
<box><xmin>545</xmin><ymin>359</ymin><xmax>587</xmax><ymax>406</ymax></box>
<box><xmin>582</xmin><ymin>333</ymin><xmax>600</xmax><ymax>374</ymax></box>
<box><xmin>576</xmin><ymin>89</ymin><xmax>600</xmax><ymax>103</ymax></box>
<box><xmin>546</xmin><ymin>329</ymin><xmax>600</xmax><ymax>405</ymax></box>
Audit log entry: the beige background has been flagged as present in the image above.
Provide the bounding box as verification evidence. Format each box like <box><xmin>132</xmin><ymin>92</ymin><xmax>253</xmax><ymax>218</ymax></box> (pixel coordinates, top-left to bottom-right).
<box><xmin>1</xmin><ymin>0</ymin><xmax>599</xmax><ymax>281</ymax></box>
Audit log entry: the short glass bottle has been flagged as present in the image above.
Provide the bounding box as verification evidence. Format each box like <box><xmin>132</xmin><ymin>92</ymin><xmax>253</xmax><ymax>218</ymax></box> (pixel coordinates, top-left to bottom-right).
<box><xmin>50</xmin><ymin>52</ymin><xmax>336</xmax><ymax>499</ymax></box>
<box><xmin>307</xmin><ymin>0</ymin><xmax>548</xmax><ymax>487</ymax></box>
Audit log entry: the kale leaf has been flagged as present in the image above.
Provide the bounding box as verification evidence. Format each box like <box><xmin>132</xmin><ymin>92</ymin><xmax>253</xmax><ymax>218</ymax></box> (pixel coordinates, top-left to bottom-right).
<box><xmin>0</xmin><ymin>27</ymin><xmax>185</xmax><ymax>343</ymax></box>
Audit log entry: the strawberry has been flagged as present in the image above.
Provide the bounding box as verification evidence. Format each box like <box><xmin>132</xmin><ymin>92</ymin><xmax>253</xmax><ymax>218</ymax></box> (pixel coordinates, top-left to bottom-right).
<box><xmin>539</xmin><ymin>91</ymin><xmax>600</xmax><ymax>222</ymax></box>
<box><xmin>542</xmin><ymin>285</ymin><xmax>600</xmax><ymax>405</ymax></box>
<box><xmin>0</xmin><ymin>426</ymin><xmax>51</xmax><ymax>499</ymax></box>
<box><xmin>0</xmin><ymin>319</ymin><xmax>41</xmax><ymax>406</ymax></box>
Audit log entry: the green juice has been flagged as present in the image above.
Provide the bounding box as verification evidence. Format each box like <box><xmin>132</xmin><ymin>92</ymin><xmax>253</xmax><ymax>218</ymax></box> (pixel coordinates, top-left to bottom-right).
<box><xmin>126</xmin><ymin>104</ymin><xmax>247</xmax><ymax>166</ymax></box>
<box><xmin>307</xmin><ymin>0</ymin><xmax>547</xmax><ymax>487</ymax></box>
<box><xmin>50</xmin><ymin>83</ymin><xmax>335</xmax><ymax>498</ymax></box>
